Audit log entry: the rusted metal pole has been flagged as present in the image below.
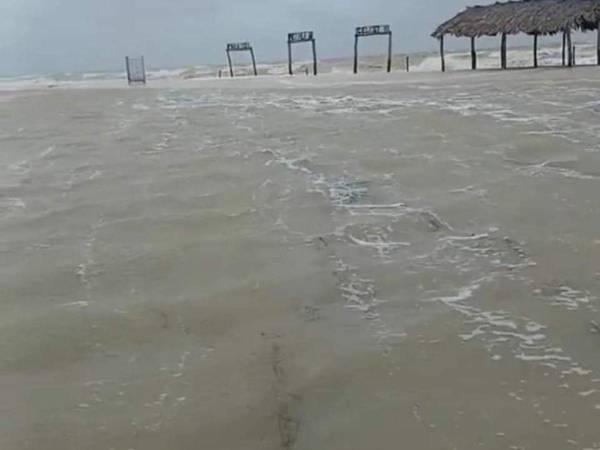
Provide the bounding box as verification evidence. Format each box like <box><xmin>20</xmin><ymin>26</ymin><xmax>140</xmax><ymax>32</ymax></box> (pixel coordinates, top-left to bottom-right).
<box><xmin>250</xmin><ymin>48</ymin><xmax>258</xmax><ymax>76</ymax></box>
<box><xmin>288</xmin><ymin>41</ymin><xmax>293</xmax><ymax>75</ymax></box>
<box><xmin>471</xmin><ymin>36</ymin><xmax>477</xmax><ymax>70</ymax></box>
<box><xmin>227</xmin><ymin>50</ymin><xmax>234</xmax><ymax>78</ymax></box>
<box><xmin>501</xmin><ymin>33</ymin><xmax>507</xmax><ymax>69</ymax></box>
<box><xmin>533</xmin><ymin>33</ymin><xmax>538</xmax><ymax>68</ymax></box>
<box><xmin>354</xmin><ymin>35</ymin><xmax>359</xmax><ymax>74</ymax></box>
<box><xmin>387</xmin><ymin>31</ymin><xmax>392</xmax><ymax>73</ymax></box>
<box><xmin>440</xmin><ymin>35</ymin><xmax>446</xmax><ymax>72</ymax></box>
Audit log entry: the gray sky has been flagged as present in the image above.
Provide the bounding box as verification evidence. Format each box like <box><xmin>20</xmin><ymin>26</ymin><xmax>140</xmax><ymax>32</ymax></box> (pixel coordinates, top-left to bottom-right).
<box><xmin>0</xmin><ymin>0</ymin><xmax>573</xmax><ymax>75</ymax></box>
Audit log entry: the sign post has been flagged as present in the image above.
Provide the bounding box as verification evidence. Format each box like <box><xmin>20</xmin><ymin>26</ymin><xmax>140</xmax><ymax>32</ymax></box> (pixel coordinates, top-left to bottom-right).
<box><xmin>353</xmin><ymin>25</ymin><xmax>392</xmax><ymax>74</ymax></box>
<box><xmin>226</xmin><ymin>42</ymin><xmax>258</xmax><ymax>77</ymax></box>
<box><xmin>287</xmin><ymin>31</ymin><xmax>317</xmax><ymax>76</ymax></box>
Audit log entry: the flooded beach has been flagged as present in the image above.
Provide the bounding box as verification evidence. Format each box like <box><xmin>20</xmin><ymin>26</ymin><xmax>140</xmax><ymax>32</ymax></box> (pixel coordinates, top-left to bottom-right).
<box><xmin>1</xmin><ymin>67</ymin><xmax>600</xmax><ymax>449</ymax></box>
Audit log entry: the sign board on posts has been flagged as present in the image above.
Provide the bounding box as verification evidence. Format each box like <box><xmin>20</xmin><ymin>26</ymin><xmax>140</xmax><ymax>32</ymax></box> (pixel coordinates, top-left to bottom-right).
<box><xmin>288</xmin><ymin>31</ymin><xmax>314</xmax><ymax>43</ymax></box>
<box><xmin>353</xmin><ymin>25</ymin><xmax>393</xmax><ymax>74</ymax></box>
<box><xmin>226</xmin><ymin>42</ymin><xmax>257</xmax><ymax>77</ymax></box>
<box><xmin>355</xmin><ymin>25</ymin><xmax>391</xmax><ymax>37</ymax></box>
<box><xmin>287</xmin><ymin>31</ymin><xmax>317</xmax><ymax>75</ymax></box>
<box><xmin>227</xmin><ymin>42</ymin><xmax>252</xmax><ymax>52</ymax></box>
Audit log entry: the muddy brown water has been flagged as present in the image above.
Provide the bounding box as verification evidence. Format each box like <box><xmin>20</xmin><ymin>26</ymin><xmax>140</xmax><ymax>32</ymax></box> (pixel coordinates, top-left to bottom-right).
<box><xmin>1</xmin><ymin>68</ymin><xmax>600</xmax><ymax>449</ymax></box>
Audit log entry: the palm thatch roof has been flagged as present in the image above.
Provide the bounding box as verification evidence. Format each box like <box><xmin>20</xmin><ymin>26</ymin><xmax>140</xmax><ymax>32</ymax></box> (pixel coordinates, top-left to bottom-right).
<box><xmin>432</xmin><ymin>0</ymin><xmax>600</xmax><ymax>38</ymax></box>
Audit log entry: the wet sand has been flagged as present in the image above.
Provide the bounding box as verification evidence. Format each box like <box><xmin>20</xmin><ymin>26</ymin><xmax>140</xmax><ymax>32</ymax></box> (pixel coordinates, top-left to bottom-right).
<box><xmin>1</xmin><ymin>67</ymin><xmax>600</xmax><ymax>449</ymax></box>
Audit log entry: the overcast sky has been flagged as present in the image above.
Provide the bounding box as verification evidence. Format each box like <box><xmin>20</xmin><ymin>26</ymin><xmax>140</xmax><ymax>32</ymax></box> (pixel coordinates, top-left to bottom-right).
<box><xmin>0</xmin><ymin>0</ymin><xmax>579</xmax><ymax>75</ymax></box>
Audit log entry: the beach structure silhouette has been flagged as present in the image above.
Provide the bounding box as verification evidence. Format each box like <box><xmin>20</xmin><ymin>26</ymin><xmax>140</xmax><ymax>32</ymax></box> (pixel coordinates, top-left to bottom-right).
<box><xmin>226</xmin><ymin>42</ymin><xmax>258</xmax><ymax>77</ymax></box>
<box><xmin>122</xmin><ymin>0</ymin><xmax>600</xmax><ymax>86</ymax></box>
<box><xmin>287</xmin><ymin>31</ymin><xmax>317</xmax><ymax>76</ymax></box>
<box><xmin>433</xmin><ymin>0</ymin><xmax>600</xmax><ymax>71</ymax></box>
<box><xmin>125</xmin><ymin>56</ymin><xmax>146</xmax><ymax>84</ymax></box>
<box><xmin>353</xmin><ymin>25</ymin><xmax>393</xmax><ymax>74</ymax></box>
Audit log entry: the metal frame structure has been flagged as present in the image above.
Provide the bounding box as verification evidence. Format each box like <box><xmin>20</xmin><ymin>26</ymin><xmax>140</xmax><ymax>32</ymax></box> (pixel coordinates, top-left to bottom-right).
<box><xmin>226</xmin><ymin>42</ymin><xmax>258</xmax><ymax>77</ymax></box>
<box><xmin>287</xmin><ymin>31</ymin><xmax>317</xmax><ymax>76</ymax></box>
<box><xmin>353</xmin><ymin>25</ymin><xmax>392</xmax><ymax>74</ymax></box>
<box><xmin>125</xmin><ymin>56</ymin><xmax>147</xmax><ymax>84</ymax></box>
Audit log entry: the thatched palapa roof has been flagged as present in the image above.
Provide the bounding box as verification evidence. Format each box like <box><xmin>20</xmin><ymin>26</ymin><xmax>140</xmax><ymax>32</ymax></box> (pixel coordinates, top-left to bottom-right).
<box><xmin>432</xmin><ymin>0</ymin><xmax>600</xmax><ymax>38</ymax></box>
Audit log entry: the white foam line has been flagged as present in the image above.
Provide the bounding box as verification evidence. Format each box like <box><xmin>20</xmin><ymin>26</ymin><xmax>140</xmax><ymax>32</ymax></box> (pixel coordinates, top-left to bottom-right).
<box><xmin>344</xmin><ymin>202</ymin><xmax>406</xmax><ymax>209</ymax></box>
<box><xmin>439</xmin><ymin>233</ymin><xmax>489</xmax><ymax>242</ymax></box>
<box><xmin>515</xmin><ymin>353</ymin><xmax>571</xmax><ymax>362</ymax></box>
<box><xmin>60</xmin><ymin>301</ymin><xmax>92</xmax><ymax>308</ymax></box>
<box><xmin>348</xmin><ymin>235</ymin><xmax>411</xmax><ymax>249</ymax></box>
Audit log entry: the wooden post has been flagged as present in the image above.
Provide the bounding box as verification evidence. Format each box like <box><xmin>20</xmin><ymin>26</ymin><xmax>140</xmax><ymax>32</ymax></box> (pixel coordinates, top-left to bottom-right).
<box><xmin>573</xmin><ymin>45</ymin><xmax>576</xmax><ymax>66</ymax></box>
<box><xmin>125</xmin><ymin>57</ymin><xmax>131</xmax><ymax>84</ymax></box>
<box><xmin>141</xmin><ymin>56</ymin><xmax>146</xmax><ymax>84</ymax></box>
<box><xmin>387</xmin><ymin>32</ymin><xmax>392</xmax><ymax>73</ymax></box>
<box><xmin>563</xmin><ymin>32</ymin><xmax>567</xmax><ymax>66</ymax></box>
<box><xmin>226</xmin><ymin>50</ymin><xmax>234</xmax><ymax>78</ymax></box>
<box><xmin>440</xmin><ymin>35</ymin><xmax>446</xmax><ymax>72</ymax></box>
<box><xmin>250</xmin><ymin>48</ymin><xmax>258</xmax><ymax>76</ymax></box>
<box><xmin>566</xmin><ymin>29</ymin><xmax>573</xmax><ymax>67</ymax></box>
<box><xmin>406</xmin><ymin>56</ymin><xmax>410</xmax><ymax>72</ymax></box>
<box><xmin>312</xmin><ymin>39</ymin><xmax>318</xmax><ymax>75</ymax></box>
<box><xmin>597</xmin><ymin>21</ymin><xmax>600</xmax><ymax>65</ymax></box>
<box><xmin>501</xmin><ymin>33</ymin><xmax>507</xmax><ymax>69</ymax></box>
<box><xmin>353</xmin><ymin>35</ymin><xmax>359</xmax><ymax>74</ymax></box>
<box><xmin>288</xmin><ymin>41</ymin><xmax>293</xmax><ymax>75</ymax></box>
<box><xmin>533</xmin><ymin>33</ymin><xmax>538</xmax><ymax>69</ymax></box>
<box><xmin>471</xmin><ymin>36</ymin><xmax>477</xmax><ymax>70</ymax></box>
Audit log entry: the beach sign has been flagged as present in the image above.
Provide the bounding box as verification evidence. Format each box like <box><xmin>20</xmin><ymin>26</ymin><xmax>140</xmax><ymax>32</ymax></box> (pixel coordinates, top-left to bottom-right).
<box><xmin>287</xmin><ymin>31</ymin><xmax>317</xmax><ymax>76</ymax></box>
<box><xmin>354</xmin><ymin>25</ymin><xmax>393</xmax><ymax>74</ymax></box>
<box><xmin>226</xmin><ymin>42</ymin><xmax>258</xmax><ymax>77</ymax></box>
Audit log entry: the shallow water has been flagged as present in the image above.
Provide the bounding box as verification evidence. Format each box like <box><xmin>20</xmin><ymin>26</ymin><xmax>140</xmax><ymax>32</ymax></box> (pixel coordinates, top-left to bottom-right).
<box><xmin>1</xmin><ymin>68</ymin><xmax>600</xmax><ymax>449</ymax></box>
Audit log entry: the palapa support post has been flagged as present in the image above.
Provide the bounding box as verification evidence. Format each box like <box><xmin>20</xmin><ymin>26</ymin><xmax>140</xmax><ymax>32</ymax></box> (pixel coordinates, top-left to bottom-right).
<box><xmin>562</xmin><ymin>31</ymin><xmax>567</xmax><ymax>66</ymax></box>
<box><xmin>353</xmin><ymin>25</ymin><xmax>393</xmax><ymax>74</ymax></box>
<box><xmin>287</xmin><ymin>32</ymin><xmax>317</xmax><ymax>76</ymax></box>
<box><xmin>533</xmin><ymin>33</ymin><xmax>538</xmax><ymax>68</ymax></box>
<box><xmin>440</xmin><ymin>35</ymin><xmax>446</xmax><ymax>72</ymax></box>
<box><xmin>226</xmin><ymin>42</ymin><xmax>257</xmax><ymax>77</ymax></box>
<box><xmin>597</xmin><ymin>20</ymin><xmax>600</xmax><ymax>65</ymax></box>
<box><xmin>573</xmin><ymin>46</ymin><xmax>576</xmax><ymax>66</ymax></box>
<box><xmin>500</xmin><ymin>33</ymin><xmax>507</xmax><ymax>69</ymax></box>
<box><xmin>566</xmin><ymin>29</ymin><xmax>573</xmax><ymax>67</ymax></box>
<box><xmin>470</xmin><ymin>36</ymin><xmax>477</xmax><ymax>70</ymax></box>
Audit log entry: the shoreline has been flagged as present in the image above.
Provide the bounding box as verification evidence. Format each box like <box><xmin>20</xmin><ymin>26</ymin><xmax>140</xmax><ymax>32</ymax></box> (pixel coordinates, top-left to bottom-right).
<box><xmin>1</xmin><ymin>63</ymin><xmax>598</xmax><ymax>94</ymax></box>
